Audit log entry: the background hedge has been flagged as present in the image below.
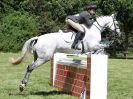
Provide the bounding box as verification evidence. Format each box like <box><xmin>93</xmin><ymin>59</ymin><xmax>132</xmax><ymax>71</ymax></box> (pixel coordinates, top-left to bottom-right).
<box><xmin>0</xmin><ymin>0</ymin><xmax>132</xmax><ymax>55</ymax></box>
<box><xmin>0</xmin><ymin>11</ymin><xmax>38</xmax><ymax>52</ymax></box>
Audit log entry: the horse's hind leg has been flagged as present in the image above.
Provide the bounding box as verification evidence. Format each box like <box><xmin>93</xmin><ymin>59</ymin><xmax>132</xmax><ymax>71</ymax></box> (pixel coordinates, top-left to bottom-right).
<box><xmin>33</xmin><ymin>50</ymin><xmax>38</xmax><ymax>62</ymax></box>
<box><xmin>19</xmin><ymin>58</ymin><xmax>48</xmax><ymax>92</ymax></box>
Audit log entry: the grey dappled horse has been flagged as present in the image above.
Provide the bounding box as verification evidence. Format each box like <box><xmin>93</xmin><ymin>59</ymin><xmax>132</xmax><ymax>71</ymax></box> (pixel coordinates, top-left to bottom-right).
<box><xmin>11</xmin><ymin>14</ymin><xmax>121</xmax><ymax>92</ymax></box>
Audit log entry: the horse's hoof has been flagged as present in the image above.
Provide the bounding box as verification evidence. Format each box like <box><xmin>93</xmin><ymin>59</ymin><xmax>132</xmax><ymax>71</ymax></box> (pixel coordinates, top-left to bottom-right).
<box><xmin>19</xmin><ymin>84</ymin><xmax>25</xmax><ymax>92</ymax></box>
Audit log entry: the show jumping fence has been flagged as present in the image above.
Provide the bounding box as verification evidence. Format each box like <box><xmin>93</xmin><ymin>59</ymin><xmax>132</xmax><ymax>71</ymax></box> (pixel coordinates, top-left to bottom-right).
<box><xmin>50</xmin><ymin>53</ymin><xmax>108</xmax><ymax>99</ymax></box>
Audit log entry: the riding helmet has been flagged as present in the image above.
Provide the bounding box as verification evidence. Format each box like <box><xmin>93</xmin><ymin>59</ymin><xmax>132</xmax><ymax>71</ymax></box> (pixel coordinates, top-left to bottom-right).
<box><xmin>86</xmin><ymin>3</ymin><xmax>97</xmax><ymax>10</ymax></box>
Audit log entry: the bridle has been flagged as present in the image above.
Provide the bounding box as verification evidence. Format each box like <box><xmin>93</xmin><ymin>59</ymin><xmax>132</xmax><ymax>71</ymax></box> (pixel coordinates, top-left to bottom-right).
<box><xmin>93</xmin><ymin>20</ymin><xmax>105</xmax><ymax>32</ymax></box>
<box><xmin>93</xmin><ymin>15</ymin><xmax>121</xmax><ymax>45</ymax></box>
<box><xmin>94</xmin><ymin>16</ymin><xmax>120</xmax><ymax>35</ymax></box>
<box><xmin>109</xmin><ymin>16</ymin><xmax>120</xmax><ymax>33</ymax></box>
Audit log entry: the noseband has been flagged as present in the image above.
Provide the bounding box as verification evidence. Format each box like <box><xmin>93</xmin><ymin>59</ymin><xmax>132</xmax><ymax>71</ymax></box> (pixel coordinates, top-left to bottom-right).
<box><xmin>109</xmin><ymin>16</ymin><xmax>120</xmax><ymax>33</ymax></box>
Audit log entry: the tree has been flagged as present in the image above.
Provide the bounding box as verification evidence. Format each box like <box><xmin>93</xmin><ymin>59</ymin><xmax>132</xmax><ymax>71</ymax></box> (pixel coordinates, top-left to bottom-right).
<box><xmin>117</xmin><ymin>0</ymin><xmax>133</xmax><ymax>51</ymax></box>
<box><xmin>0</xmin><ymin>0</ymin><xmax>132</xmax><ymax>53</ymax></box>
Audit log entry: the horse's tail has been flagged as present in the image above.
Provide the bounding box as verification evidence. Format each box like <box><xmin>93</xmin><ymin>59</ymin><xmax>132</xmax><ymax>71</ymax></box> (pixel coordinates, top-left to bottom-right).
<box><xmin>10</xmin><ymin>37</ymin><xmax>38</xmax><ymax>65</ymax></box>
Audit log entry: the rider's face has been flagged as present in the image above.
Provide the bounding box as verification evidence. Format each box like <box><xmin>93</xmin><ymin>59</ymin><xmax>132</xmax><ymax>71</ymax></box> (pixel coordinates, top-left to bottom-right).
<box><xmin>89</xmin><ymin>9</ymin><xmax>96</xmax><ymax>15</ymax></box>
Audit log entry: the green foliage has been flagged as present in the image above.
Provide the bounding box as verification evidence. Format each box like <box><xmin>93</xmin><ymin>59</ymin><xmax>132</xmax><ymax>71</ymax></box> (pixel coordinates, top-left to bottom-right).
<box><xmin>0</xmin><ymin>0</ymin><xmax>133</xmax><ymax>53</ymax></box>
<box><xmin>98</xmin><ymin>0</ymin><xmax>133</xmax><ymax>31</ymax></box>
<box><xmin>98</xmin><ymin>0</ymin><xmax>133</xmax><ymax>55</ymax></box>
<box><xmin>0</xmin><ymin>11</ymin><xmax>39</xmax><ymax>52</ymax></box>
<box><xmin>33</xmin><ymin>0</ymin><xmax>91</xmax><ymax>33</ymax></box>
<box><xmin>98</xmin><ymin>0</ymin><xmax>116</xmax><ymax>15</ymax></box>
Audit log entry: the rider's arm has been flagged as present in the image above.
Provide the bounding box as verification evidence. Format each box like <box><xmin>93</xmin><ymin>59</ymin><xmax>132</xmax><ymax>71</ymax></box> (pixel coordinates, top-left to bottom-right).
<box><xmin>66</xmin><ymin>13</ymin><xmax>83</xmax><ymax>23</ymax></box>
<box><xmin>79</xmin><ymin>11</ymin><xmax>95</xmax><ymax>27</ymax></box>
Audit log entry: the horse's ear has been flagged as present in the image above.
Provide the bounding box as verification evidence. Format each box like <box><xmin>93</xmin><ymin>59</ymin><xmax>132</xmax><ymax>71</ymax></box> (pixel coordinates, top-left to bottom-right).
<box><xmin>111</xmin><ymin>14</ymin><xmax>115</xmax><ymax>18</ymax></box>
<box><xmin>111</xmin><ymin>13</ymin><xmax>117</xmax><ymax>18</ymax></box>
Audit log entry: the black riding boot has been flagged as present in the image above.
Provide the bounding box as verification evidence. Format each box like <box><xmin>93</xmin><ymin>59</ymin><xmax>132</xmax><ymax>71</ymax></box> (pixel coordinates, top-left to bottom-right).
<box><xmin>71</xmin><ymin>32</ymin><xmax>84</xmax><ymax>50</ymax></box>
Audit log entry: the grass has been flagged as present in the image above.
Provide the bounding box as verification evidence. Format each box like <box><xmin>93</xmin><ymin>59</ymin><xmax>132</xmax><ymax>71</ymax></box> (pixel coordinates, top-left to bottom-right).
<box><xmin>0</xmin><ymin>52</ymin><xmax>76</xmax><ymax>99</ymax></box>
<box><xmin>0</xmin><ymin>52</ymin><xmax>133</xmax><ymax>99</ymax></box>
<box><xmin>108</xmin><ymin>58</ymin><xmax>133</xmax><ymax>99</ymax></box>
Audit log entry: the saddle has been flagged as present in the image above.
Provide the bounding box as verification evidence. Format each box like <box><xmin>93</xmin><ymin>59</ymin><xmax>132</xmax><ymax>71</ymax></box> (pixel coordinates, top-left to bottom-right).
<box><xmin>61</xmin><ymin>26</ymin><xmax>85</xmax><ymax>53</ymax></box>
<box><xmin>61</xmin><ymin>26</ymin><xmax>78</xmax><ymax>33</ymax></box>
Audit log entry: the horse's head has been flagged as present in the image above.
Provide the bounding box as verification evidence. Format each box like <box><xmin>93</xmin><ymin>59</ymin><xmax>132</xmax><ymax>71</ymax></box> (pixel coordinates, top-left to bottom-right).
<box><xmin>107</xmin><ymin>14</ymin><xmax>121</xmax><ymax>37</ymax></box>
<box><xmin>95</xmin><ymin>14</ymin><xmax>121</xmax><ymax>37</ymax></box>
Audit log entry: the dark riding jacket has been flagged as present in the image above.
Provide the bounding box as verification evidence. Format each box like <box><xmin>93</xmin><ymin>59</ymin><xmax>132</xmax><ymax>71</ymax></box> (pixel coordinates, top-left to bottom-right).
<box><xmin>66</xmin><ymin>11</ymin><xmax>95</xmax><ymax>28</ymax></box>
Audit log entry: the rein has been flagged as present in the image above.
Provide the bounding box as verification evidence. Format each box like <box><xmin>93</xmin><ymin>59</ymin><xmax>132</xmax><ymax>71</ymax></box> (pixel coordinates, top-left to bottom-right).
<box><xmin>94</xmin><ymin>16</ymin><xmax>119</xmax><ymax>34</ymax></box>
<box><xmin>93</xmin><ymin>16</ymin><xmax>120</xmax><ymax>44</ymax></box>
<box><xmin>93</xmin><ymin>19</ymin><xmax>107</xmax><ymax>32</ymax></box>
<box><xmin>110</xmin><ymin>16</ymin><xmax>120</xmax><ymax>34</ymax></box>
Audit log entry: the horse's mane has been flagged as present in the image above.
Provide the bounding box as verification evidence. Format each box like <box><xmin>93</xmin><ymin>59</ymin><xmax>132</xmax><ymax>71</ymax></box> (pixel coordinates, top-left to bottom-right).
<box><xmin>96</xmin><ymin>15</ymin><xmax>113</xmax><ymax>25</ymax></box>
<box><xmin>96</xmin><ymin>15</ymin><xmax>111</xmax><ymax>20</ymax></box>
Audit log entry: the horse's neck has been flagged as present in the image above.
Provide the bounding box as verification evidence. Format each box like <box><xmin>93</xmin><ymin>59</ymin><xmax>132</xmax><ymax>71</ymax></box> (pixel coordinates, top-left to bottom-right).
<box><xmin>93</xmin><ymin>16</ymin><xmax>110</xmax><ymax>32</ymax></box>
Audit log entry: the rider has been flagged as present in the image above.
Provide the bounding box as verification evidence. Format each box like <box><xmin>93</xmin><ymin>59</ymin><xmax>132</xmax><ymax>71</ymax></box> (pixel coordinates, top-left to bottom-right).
<box><xmin>65</xmin><ymin>3</ymin><xmax>97</xmax><ymax>50</ymax></box>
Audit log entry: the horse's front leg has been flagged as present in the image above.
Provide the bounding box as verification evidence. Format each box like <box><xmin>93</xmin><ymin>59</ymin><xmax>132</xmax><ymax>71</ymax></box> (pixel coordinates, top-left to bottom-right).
<box><xmin>92</xmin><ymin>44</ymin><xmax>106</xmax><ymax>54</ymax></box>
<box><xmin>19</xmin><ymin>58</ymin><xmax>47</xmax><ymax>92</ymax></box>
